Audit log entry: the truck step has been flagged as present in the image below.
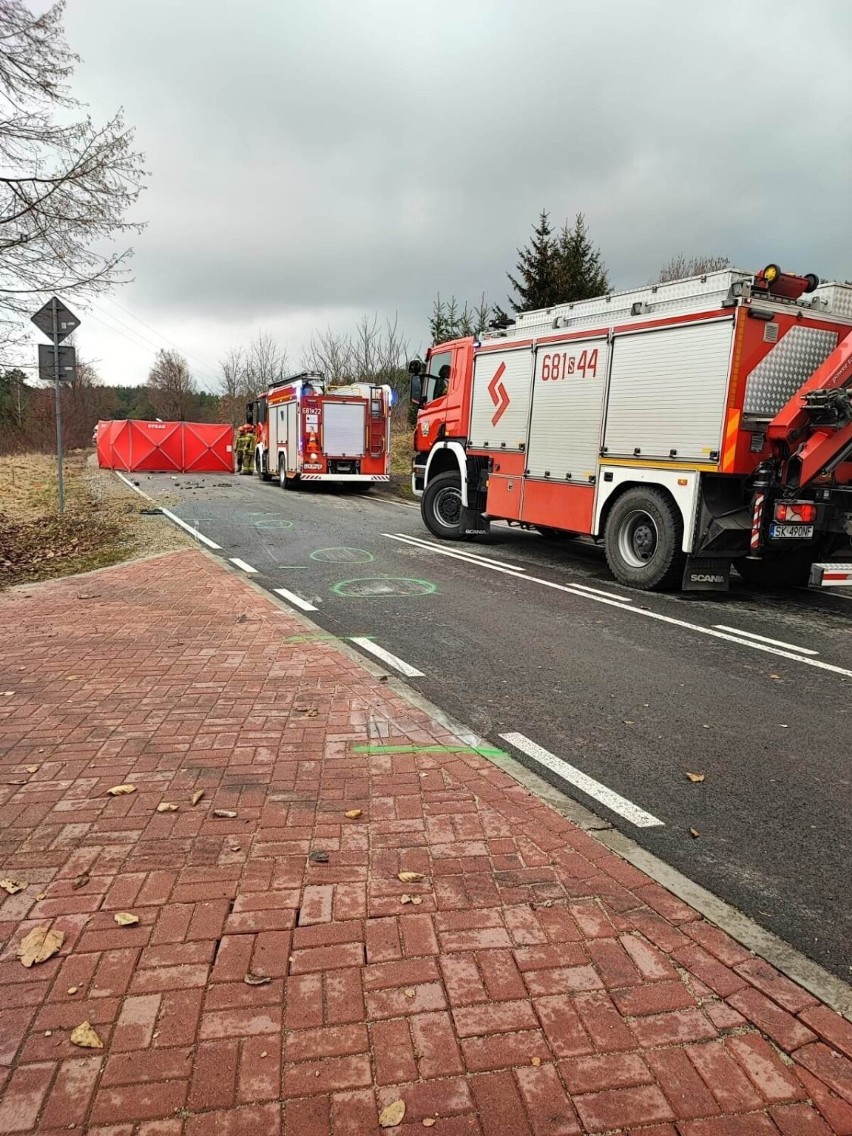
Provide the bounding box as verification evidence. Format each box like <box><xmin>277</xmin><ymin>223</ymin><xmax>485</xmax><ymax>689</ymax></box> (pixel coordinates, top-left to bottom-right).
<box><xmin>809</xmin><ymin>562</ymin><xmax>852</xmax><ymax>587</ymax></box>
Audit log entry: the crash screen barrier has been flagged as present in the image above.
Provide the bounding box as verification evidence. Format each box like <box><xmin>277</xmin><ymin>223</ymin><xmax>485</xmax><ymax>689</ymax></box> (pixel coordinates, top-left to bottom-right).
<box><xmin>96</xmin><ymin>420</ymin><xmax>234</xmax><ymax>474</ymax></box>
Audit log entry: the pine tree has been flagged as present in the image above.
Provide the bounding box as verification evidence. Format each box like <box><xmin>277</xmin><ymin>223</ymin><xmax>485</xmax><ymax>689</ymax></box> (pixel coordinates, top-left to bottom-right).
<box><xmin>554</xmin><ymin>213</ymin><xmax>609</xmax><ymax>302</ymax></box>
<box><xmin>507</xmin><ymin>210</ymin><xmax>558</xmax><ymax>312</ymax></box>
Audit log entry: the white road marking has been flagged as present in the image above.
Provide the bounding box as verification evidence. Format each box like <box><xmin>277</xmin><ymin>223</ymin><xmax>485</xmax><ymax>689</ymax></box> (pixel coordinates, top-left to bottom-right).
<box><xmin>500</xmin><ymin>732</ymin><xmax>664</xmax><ymax>828</ymax></box>
<box><xmin>230</xmin><ymin>558</ymin><xmax>258</xmax><ymax>574</ymax></box>
<box><xmin>391</xmin><ymin>531</ymin><xmax>528</xmax><ymax>571</ymax></box>
<box><xmin>382</xmin><ymin>535</ymin><xmax>852</xmax><ymax>680</ymax></box>
<box><xmin>385</xmin><ymin>533</ymin><xmax>634</xmax><ymax>604</ymax></box>
<box><xmin>273</xmin><ymin>587</ymin><xmax>318</xmax><ymax>612</ymax></box>
<box><xmin>714</xmin><ymin>625</ymin><xmax>819</xmax><ymax>656</ymax></box>
<box><xmin>349</xmin><ymin>637</ymin><xmax>424</xmax><ymax>677</ymax></box>
<box><xmin>115</xmin><ymin>472</ymin><xmax>222</xmax><ymax>549</ymax></box>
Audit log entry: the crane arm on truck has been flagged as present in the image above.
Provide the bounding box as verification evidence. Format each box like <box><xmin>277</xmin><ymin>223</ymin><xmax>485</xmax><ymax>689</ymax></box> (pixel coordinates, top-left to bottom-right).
<box><xmin>768</xmin><ymin>329</ymin><xmax>852</xmax><ymax>489</ymax></box>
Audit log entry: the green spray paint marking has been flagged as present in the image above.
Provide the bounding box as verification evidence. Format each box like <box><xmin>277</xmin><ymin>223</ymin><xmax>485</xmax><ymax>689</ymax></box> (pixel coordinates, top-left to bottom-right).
<box><xmin>353</xmin><ymin>744</ymin><xmax>508</xmax><ymax>758</ymax></box>
<box><xmin>332</xmin><ymin>577</ymin><xmax>437</xmax><ymax>598</ymax></box>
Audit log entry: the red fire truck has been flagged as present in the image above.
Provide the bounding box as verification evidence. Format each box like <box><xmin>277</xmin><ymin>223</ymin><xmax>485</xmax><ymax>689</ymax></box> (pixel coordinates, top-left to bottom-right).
<box><xmin>249</xmin><ymin>373</ymin><xmax>392</xmax><ymax>489</ymax></box>
<box><xmin>409</xmin><ymin>266</ymin><xmax>852</xmax><ymax>591</ymax></box>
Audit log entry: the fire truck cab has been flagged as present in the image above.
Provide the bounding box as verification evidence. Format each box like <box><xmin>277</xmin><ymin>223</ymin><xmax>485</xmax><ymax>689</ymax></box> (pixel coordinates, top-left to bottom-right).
<box><xmin>410</xmin><ymin>266</ymin><xmax>852</xmax><ymax>591</ymax></box>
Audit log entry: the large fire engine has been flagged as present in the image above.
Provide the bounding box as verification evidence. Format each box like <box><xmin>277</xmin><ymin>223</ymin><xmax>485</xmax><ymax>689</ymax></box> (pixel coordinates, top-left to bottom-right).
<box><xmin>249</xmin><ymin>373</ymin><xmax>392</xmax><ymax>489</ymax></box>
<box><xmin>409</xmin><ymin>266</ymin><xmax>852</xmax><ymax>591</ymax></box>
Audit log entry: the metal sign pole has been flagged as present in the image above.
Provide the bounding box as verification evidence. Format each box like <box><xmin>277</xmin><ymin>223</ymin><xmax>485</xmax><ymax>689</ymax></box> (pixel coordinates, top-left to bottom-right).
<box><xmin>51</xmin><ymin>297</ymin><xmax>65</xmax><ymax>513</ymax></box>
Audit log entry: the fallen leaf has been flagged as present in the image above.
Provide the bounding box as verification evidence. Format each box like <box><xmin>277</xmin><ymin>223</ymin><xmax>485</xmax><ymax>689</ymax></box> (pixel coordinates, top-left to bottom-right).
<box><xmin>344</xmin><ymin>809</ymin><xmax>362</xmax><ymax>819</ymax></box>
<box><xmin>0</xmin><ymin>878</ymin><xmax>27</xmax><ymax>894</ymax></box>
<box><xmin>107</xmin><ymin>784</ymin><xmax>136</xmax><ymax>796</ymax></box>
<box><xmin>156</xmin><ymin>802</ymin><xmax>178</xmax><ymax>813</ymax></box>
<box><xmin>379</xmin><ymin>1100</ymin><xmax>406</xmax><ymax>1129</ymax></box>
<box><xmin>36</xmin><ymin>892</ymin><xmax>45</xmax><ymax>900</ymax></box>
<box><xmin>685</xmin><ymin>772</ymin><xmax>706</xmax><ymax>783</ymax></box>
<box><xmin>25</xmin><ymin>765</ymin><xmax>39</xmax><ymax>774</ymax></box>
<box><xmin>397</xmin><ymin>871</ymin><xmax>425</xmax><ymax>883</ymax></box>
<box><xmin>531</xmin><ymin>1056</ymin><xmax>542</xmax><ymax>1066</ymax></box>
<box><xmin>114</xmin><ymin>912</ymin><xmax>139</xmax><ymax>926</ymax></box>
<box><xmin>422</xmin><ymin>1121</ymin><xmax>436</xmax><ymax>1129</ymax></box>
<box><xmin>70</xmin><ymin>1021</ymin><xmax>103</xmax><ymax>1049</ymax></box>
<box><xmin>191</xmin><ymin>789</ymin><xmax>204</xmax><ymax>806</ymax></box>
<box><xmin>400</xmin><ymin>894</ymin><xmax>413</xmax><ymax>905</ymax></box>
<box><xmin>244</xmin><ymin>972</ymin><xmax>271</xmax><ymax>986</ymax></box>
<box><xmin>212</xmin><ymin>809</ymin><xmax>237</xmax><ymax>818</ymax></box>
<box><xmin>72</xmin><ymin>873</ymin><xmax>90</xmax><ymax>890</ymax></box>
<box><xmin>308</xmin><ymin>850</ymin><xmax>329</xmax><ymax>864</ymax></box>
<box><xmin>410</xmin><ymin>896</ymin><xmax>422</xmax><ymax>906</ymax></box>
<box><xmin>67</xmin><ymin>986</ymin><xmax>78</xmax><ymax>995</ymax></box>
<box><xmin>403</xmin><ymin>988</ymin><xmax>416</xmax><ymax>998</ymax></box>
<box><xmin>689</xmin><ymin>827</ymin><xmax>700</xmax><ymax>839</ymax></box>
<box><xmin>18</xmin><ymin>927</ymin><xmax>64</xmax><ymax>967</ymax></box>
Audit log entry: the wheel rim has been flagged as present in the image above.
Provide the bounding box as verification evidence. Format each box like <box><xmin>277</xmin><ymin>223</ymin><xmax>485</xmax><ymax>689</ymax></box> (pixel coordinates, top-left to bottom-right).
<box><xmin>617</xmin><ymin>508</ymin><xmax>659</xmax><ymax>568</ymax></box>
<box><xmin>433</xmin><ymin>485</ymin><xmax>462</xmax><ymax>528</ymax></box>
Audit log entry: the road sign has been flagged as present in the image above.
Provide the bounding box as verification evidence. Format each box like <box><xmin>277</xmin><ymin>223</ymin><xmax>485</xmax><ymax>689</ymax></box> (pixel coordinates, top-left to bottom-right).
<box><xmin>31</xmin><ymin>297</ymin><xmax>80</xmax><ymax>343</ymax></box>
<box><xmin>38</xmin><ymin>344</ymin><xmax>76</xmax><ymax>383</ymax></box>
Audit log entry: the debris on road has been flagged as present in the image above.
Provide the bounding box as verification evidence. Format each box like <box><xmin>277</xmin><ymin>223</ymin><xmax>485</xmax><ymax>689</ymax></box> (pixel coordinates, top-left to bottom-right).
<box><xmin>70</xmin><ymin>1022</ymin><xmax>103</xmax><ymax>1049</ymax></box>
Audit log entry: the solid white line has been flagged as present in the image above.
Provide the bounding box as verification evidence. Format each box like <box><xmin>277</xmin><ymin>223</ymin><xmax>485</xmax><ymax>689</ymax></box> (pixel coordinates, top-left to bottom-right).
<box><xmin>385</xmin><ymin>533</ymin><xmax>633</xmax><ymax>604</ymax></box>
<box><xmin>349</xmin><ymin>637</ymin><xmax>424</xmax><ymax>677</ymax></box>
<box><xmin>382</xmin><ymin>534</ymin><xmax>852</xmax><ymax>680</ymax></box>
<box><xmin>115</xmin><ymin>472</ymin><xmax>222</xmax><ymax>549</ymax></box>
<box><xmin>230</xmin><ymin>557</ymin><xmax>258</xmax><ymax>574</ymax></box>
<box><xmin>392</xmin><ymin>531</ymin><xmax>528</xmax><ymax>572</ymax></box>
<box><xmin>714</xmin><ymin>625</ymin><xmax>819</xmax><ymax>656</ymax></box>
<box><xmin>500</xmin><ymin>732</ymin><xmax>664</xmax><ymax>828</ymax></box>
<box><xmin>273</xmin><ymin>587</ymin><xmax>318</xmax><ymax>612</ymax></box>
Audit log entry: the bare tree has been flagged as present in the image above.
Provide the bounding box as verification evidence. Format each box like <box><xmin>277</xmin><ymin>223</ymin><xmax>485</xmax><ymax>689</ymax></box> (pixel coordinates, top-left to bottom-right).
<box><xmin>0</xmin><ymin>0</ymin><xmax>147</xmax><ymax>345</ymax></box>
<box><xmin>657</xmin><ymin>254</ymin><xmax>730</xmax><ymax>282</ymax></box>
<box><xmin>147</xmin><ymin>349</ymin><xmax>195</xmax><ymax>420</ymax></box>
<box><xmin>218</xmin><ymin>346</ymin><xmax>247</xmax><ymax>427</ymax></box>
<box><xmin>244</xmin><ymin>330</ymin><xmax>286</xmax><ymax>395</ymax></box>
<box><xmin>350</xmin><ymin>314</ymin><xmax>410</xmax><ymax>390</ymax></box>
<box><xmin>303</xmin><ymin>328</ymin><xmax>355</xmax><ymax>386</ymax></box>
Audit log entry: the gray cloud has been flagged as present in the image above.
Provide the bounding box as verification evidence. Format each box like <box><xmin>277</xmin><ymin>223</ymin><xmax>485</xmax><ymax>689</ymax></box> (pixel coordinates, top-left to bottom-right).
<box><xmin>59</xmin><ymin>0</ymin><xmax>852</xmax><ymax>381</ymax></box>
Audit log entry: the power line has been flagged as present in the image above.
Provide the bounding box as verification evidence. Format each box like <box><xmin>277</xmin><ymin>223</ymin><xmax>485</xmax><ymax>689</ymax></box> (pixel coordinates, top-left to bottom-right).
<box><xmin>96</xmin><ymin>296</ymin><xmax>222</xmax><ymax>386</ymax></box>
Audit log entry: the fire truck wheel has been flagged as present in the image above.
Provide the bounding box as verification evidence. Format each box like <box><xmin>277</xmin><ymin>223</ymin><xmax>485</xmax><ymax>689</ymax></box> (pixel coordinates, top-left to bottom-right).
<box><xmin>421</xmin><ymin>471</ymin><xmax>466</xmax><ymax>541</ymax></box>
<box><xmin>279</xmin><ymin>458</ymin><xmax>292</xmax><ymax>489</ymax></box>
<box><xmin>736</xmin><ymin>553</ymin><xmax>811</xmax><ymax>588</ymax></box>
<box><xmin>604</xmin><ymin>487</ymin><xmax>685</xmax><ymax>591</ymax></box>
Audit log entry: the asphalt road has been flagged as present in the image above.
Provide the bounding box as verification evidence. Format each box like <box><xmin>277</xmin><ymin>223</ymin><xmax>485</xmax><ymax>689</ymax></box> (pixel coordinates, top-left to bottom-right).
<box><xmin>127</xmin><ymin>470</ymin><xmax>851</xmax><ymax>982</ymax></box>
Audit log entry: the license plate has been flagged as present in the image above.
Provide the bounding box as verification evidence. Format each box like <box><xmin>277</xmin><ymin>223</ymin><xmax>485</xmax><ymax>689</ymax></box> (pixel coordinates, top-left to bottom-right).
<box><xmin>769</xmin><ymin>523</ymin><xmax>814</xmax><ymax>540</ymax></box>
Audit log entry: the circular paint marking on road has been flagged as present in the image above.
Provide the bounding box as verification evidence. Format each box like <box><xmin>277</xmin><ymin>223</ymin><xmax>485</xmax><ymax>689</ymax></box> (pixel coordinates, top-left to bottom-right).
<box><xmin>331</xmin><ymin>576</ymin><xmax>437</xmax><ymax>599</ymax></box>
<box><xmin>253</xmin><ymin>518</ymin><xmax>294</xmax><ymax>530</ymax></box>
<box><xmin>310</xmin><ymin>547</ymin><xmax>375</xmax><ymax>564</ymax></box>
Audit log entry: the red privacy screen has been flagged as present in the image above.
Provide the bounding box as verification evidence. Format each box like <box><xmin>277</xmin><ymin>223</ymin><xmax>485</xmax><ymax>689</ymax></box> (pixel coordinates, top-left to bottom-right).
<box><xmin>96</xmin><ymin>420</ymin><xmax>234</xmax><ymax>474</ymax></box>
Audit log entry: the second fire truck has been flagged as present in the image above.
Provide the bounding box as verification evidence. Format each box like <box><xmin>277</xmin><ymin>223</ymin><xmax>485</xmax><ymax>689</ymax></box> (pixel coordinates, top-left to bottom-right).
<box><xmin>249</xmin><ymin>373</ymin><xmax>393</xmax><ymax>490</ymax></box>
<box><xmin>409</xmin><ymin>265</ymin><xmax>852</xmax><ymax>592</ymax></box>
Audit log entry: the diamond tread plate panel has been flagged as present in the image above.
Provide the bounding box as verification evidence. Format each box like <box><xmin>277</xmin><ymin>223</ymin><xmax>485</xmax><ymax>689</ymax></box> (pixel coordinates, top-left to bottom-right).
<box><xmin>743</xmin><ymin>326</ymin><xmax>838</xmax><ymax>417</ymax></box>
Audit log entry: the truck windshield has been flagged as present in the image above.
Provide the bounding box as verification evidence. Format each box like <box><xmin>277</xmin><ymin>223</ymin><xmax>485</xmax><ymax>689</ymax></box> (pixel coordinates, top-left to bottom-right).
<box><xmin>423</xmin><ymin>350</ymin><xmax>452</xmax><ymax>403</ymax></box>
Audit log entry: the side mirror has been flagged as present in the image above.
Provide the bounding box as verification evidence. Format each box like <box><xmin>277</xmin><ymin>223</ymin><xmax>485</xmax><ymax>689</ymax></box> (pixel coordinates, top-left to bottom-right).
<box><xmin>409</xmin><ymin>375</ymin><xmax>423</xmax><ymax>405</ymax></box>
<box><xmin>408</xmin><ymin>359</ymin><xmax>423</xmax><ymax>376</ymax></box>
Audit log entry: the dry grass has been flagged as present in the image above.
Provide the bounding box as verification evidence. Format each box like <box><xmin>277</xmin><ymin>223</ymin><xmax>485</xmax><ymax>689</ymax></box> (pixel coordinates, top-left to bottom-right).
<box><xmin>0</xmin><ymin>451</ymin><xmax>191</xmax><ymax>589</ymax></box>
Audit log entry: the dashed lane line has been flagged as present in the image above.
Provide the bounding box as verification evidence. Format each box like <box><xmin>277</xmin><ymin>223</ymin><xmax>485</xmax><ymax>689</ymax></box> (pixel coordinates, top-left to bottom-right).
<box><xmin>500</xmin><ymin>731</ymin><xmax>665</xmax><ymax>828</ymax></box>
<box><xmin>273</xmin><ymin>587</ymin><xmax>318</xmax><ymax>613</ymax></box>
<box><xmin>230</xmin><ymin>558</ymin><xmax>258</xmax><ymax>574</ymax></box>
<box><xmin>348</xmin><ymin>637</ymin><xmax>424</xmax><ymax>678</ymax></box>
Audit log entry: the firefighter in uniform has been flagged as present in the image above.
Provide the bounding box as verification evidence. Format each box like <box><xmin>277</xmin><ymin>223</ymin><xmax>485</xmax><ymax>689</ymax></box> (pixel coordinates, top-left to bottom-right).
<box><xmin>235</xmin><ymin>422</ymin><xmax>255</xmax><ymax>474</ymax></box>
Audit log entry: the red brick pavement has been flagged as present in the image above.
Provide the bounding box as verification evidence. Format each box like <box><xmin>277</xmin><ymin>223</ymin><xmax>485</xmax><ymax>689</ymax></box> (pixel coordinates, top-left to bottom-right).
<box><xmin>1</xmin><ymin>548</ymin><xmax>851</xmax><ymax>1135</ymax></box>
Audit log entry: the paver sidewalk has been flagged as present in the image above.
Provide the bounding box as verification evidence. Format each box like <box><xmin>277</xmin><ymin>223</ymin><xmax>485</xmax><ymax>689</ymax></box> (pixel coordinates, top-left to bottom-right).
<box><xmin>2</xmin><ymin>549</ymin><xmax>851</xmax><ymax>1136</ymax></box>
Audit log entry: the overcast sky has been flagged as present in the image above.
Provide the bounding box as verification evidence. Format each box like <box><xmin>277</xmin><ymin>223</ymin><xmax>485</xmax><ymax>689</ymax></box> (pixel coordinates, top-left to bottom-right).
<box><xmin>47</xmin><ymin>0</ymin><xmax>852</xmax><ymax>390</ymax></box>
